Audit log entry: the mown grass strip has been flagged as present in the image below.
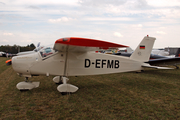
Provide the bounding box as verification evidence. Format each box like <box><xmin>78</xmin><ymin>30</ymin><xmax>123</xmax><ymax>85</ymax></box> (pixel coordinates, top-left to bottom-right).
<box><xmin>0</xmin><ymin>57</ymin><xmax>180</xmax><ymax>119</ymax></box>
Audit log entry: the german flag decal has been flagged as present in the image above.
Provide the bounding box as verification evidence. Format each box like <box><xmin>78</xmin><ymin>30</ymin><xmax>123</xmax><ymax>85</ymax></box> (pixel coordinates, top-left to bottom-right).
<box><xmin>140</xmin><ymin>45</ymin><xmax>145</xmax><ymax>49</ymax></box>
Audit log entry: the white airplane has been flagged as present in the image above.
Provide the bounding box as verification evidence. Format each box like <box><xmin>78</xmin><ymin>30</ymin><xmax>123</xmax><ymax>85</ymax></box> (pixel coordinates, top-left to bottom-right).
<box><xmin>10</xmin><ymin>35</ymin><xmax>172</xmax><ymax>94</ymax></box>
<box><xmin>0</xmin><ymin>51</ymin><xmax>6</xmax><ymax>57</ymax></box>
<box><xmin>151</xmin><ymin>49</ymin><xmax>169</xmax><ymax>56</ymax></box>
<box><xmin>17</xmin><ymin>42</ymin><xmax>43</xmax><ymax>56</ymax></box>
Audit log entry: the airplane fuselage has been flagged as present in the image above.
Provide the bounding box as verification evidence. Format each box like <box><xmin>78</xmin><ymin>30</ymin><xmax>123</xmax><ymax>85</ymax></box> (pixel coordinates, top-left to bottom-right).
<box><xmin>12</xmin><ymin>51</ymin><xmax>143</xmax><ymax>77</ymax></box>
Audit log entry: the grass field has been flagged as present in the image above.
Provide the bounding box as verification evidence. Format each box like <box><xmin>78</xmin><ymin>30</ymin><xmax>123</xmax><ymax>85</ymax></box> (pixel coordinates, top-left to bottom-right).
<box><xmin>0</xmin><ymin>57</ymin><xmax>180</xmax><ymax>119</ymax></box>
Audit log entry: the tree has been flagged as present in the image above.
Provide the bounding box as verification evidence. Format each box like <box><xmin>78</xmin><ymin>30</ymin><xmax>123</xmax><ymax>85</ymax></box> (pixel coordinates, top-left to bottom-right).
<box><xmin>30</xmin><ymin>43</ymin><xmax>35</xmax><ymax>48</ymax></box>
<box><xmin>0</xmin><ymin>44</ymin><xmax>35</xmax><ymax>54</ymax></box>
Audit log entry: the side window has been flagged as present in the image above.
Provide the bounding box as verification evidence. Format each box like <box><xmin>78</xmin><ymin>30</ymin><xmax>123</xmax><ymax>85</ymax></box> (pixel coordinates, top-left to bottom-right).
<box><xmin>40</xmin><ymin>47</ymin><xmax>55</xmax><ymax>58</ymax></box>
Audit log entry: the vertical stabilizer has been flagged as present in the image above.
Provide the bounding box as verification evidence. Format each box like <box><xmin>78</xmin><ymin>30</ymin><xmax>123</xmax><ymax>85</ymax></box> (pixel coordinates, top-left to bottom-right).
<box><xmin>130</xmin><ymin>36</ymin><xmax>156</xmax><ymax>62</ymax></box>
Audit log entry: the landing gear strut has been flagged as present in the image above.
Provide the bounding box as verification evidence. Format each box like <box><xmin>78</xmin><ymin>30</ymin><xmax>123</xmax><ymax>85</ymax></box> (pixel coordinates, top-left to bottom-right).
<box><xmin>174</xmin><ymin>65</ymin><xmax>179</xmax><ymax>69</ymax></box>
<box><xmin>53</xmin><ymin>76</ymin><xmax>63</xmax><ymax>84</ymax></box>
<box><xmin>16</xmin><ymin>77</ymin><xmax>40</xmax><ymax>91</ymax></box>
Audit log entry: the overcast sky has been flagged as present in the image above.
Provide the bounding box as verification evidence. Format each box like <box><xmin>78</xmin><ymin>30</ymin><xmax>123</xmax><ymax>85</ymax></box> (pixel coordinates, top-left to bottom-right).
<box><xmin>0</xmin><ymin>0</ymin><xmax>180</xmax><ymax>49</ymax></box>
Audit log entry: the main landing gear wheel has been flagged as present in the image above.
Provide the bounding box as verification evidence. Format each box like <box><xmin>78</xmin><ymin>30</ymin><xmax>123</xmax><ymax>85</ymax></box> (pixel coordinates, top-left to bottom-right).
<box><xmin>56</xmin><ymin>77</ymin><xmax>78</xmax><ymax>95</ymax></box>
<box><xmin>16</xmin><ymin>77</ymin><xmax>40</xmax><ymax>91</ymax></box>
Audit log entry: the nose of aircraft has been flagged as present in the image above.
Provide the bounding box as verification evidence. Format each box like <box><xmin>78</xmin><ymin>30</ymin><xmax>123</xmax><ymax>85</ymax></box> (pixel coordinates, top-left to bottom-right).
<box><xmin>12</xmin><ymin>54</ymin><xmax>36</xmax><ymax>76</ymax></box>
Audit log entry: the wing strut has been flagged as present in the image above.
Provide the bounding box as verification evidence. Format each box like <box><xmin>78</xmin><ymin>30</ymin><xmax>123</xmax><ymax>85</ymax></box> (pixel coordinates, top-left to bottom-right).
<box><xmin>63</xmin><ymin>45</ymin><xmax>69</xmax><ymax>76</ymax></box>
<box><xmin>57</xmin><ymin>45</ymin><xmax>78</xmax><ymax>94</ymax></box>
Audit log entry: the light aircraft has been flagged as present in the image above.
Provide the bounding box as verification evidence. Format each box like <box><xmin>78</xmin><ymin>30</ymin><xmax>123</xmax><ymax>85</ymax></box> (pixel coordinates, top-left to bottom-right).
<box><xmin>17</xmin><ymin>42</ymin><xmax>43</xmax><ymax>56</ymax></box>
<box><xmin>114</xmin><ymin>48</ymin><xmax>180</xmax><ymax>69</ymax></box>
<box><xmin>151</xmin><ymin>49</ymin><xmax>169</xmax><ymax>56</ymax></box>
<box><xmin>114</xmin><ymin>52</ymin><xmax>167</xmax><ymax>59</ymax></box>
<box><xmin>9</xmin><ymin>35</ymin><xmax>173</xmax><ymax>94</ymax></box>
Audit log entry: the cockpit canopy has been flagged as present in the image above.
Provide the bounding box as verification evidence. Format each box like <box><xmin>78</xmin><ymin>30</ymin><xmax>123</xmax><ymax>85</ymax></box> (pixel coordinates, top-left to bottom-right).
<box><xmin>39</xmin><ymin>45</ymin><xmax>56</xmax><ymax>58</ymax></box>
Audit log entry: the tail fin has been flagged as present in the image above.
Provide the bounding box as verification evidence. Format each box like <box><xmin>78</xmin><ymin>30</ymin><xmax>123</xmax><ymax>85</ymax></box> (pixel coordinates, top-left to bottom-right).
<box><xmin>175</xmin><ymin>48</ymin><xmax>180</xmax><ymax>57</ymax></box>
<box><xmin>130</xmin><ymin>36</ymin><xmax>156</xmax><ymax>62</ymax></box>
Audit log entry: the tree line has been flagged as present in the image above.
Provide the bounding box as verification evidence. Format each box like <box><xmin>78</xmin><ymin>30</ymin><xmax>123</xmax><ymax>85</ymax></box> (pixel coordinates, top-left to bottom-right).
<box><xmin>0</xmin><ymin>43</ymin><xmax>36</xmax><ymax>54</ymax></box>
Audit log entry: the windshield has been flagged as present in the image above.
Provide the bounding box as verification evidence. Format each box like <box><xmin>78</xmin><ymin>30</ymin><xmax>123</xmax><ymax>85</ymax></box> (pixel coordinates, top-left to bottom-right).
<box><xmin>39</xmin><ymin>45</ymin><xmax>56</xmax><ymax>58</ymax></box>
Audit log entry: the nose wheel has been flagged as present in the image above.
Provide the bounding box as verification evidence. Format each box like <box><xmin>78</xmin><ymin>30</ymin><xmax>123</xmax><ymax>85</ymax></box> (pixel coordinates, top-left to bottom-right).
<box><xmin>16</xmin><ymin>77</ymin><xmax>40</xmax><ymax>91</ymax></box>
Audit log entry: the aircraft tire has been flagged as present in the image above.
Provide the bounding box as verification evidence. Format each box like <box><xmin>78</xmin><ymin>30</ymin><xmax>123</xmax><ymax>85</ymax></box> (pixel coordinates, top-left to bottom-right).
<box><xmin>61</xmin><ymin>92</ymin><xmax>70</xmax><ymax>95</ymax></box>
<box><xmin>55</xmin><ymin>81</ymin><xmax>63</xmax><ymax>85</ymax></box>
<box><xmin>20</xmin><ymin>89</ymin><xmax>30</xmax><ymax>91</ymax></box>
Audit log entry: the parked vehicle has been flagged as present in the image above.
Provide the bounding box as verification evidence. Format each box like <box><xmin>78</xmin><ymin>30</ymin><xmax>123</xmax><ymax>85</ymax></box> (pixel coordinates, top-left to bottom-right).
<box><xmin>0</xmin><ymin>52</ymin><xmax>6</xmax><ymax>57</ymax></box>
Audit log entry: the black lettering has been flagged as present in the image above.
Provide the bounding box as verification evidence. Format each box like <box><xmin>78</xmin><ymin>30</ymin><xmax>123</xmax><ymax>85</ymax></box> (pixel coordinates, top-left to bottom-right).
<box><xmin>114</xmin><ymin>60</ymin><xmax>119</xmax><ymax>68</ymax></box>
<box><xmin>107</xmin><ymin>60</ymin><xmax>114</xmax><ymax>68</ymax></box>
<box><xmin>96</xmin><ymin>59</ymin><xmax>101</xmax><ymax>68</ymax></box>
<box><xmin>85</xmin><ymin>59</ymin><xmax>91</xmax><ymax>68</ymax></box>
<box><xmin>101</xmin><ymin>59</ymin><xmax>106</xmax><ymax>68</ymax></box>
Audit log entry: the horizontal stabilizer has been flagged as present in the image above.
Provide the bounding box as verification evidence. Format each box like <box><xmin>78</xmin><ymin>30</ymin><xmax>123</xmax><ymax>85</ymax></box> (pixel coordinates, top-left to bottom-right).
<box><xmin>142</xmin><ymin>63</ymin><xmax>174</xmax><ymax>69</ymax></box>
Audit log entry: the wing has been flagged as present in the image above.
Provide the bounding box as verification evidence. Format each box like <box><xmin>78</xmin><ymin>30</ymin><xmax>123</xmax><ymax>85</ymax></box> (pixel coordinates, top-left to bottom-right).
<box><xmin>145</xmin><ymin>57</ymin><xmax>180</xmax><ymax>66</ymax></box>
<box><xmin>53</xmin><ymin>37</ymin><xmax>128</xmax><ymax>52</ymax></box>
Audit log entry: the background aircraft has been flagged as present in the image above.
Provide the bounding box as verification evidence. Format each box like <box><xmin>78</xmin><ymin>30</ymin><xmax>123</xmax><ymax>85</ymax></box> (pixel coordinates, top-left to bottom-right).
<box><xmin>151</xmin><ymin>49</ymin><xmax>169</xmax><ymax>56</ymax></box>
<box><xmin>114</xmin><ymin>48</ymin><xmax>180</xmax><ymax>69</ymax></box>
<box><xmin>16</xmin><ymin>42</ymin><xmax>43</xmax><ymax>56</ymax></box>
<box><xmin>0</xmin><ymin>51</ymin><xmax>6</xmax><ymax>57</ymax></box>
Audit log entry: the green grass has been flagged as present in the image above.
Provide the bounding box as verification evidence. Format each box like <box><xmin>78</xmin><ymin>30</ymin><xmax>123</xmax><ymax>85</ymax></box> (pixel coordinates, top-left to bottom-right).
<box><xmin>0</xmin><ymin>57</ymin><xmax>180</xmax><ymax>119</ymax></box>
